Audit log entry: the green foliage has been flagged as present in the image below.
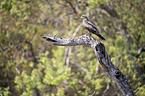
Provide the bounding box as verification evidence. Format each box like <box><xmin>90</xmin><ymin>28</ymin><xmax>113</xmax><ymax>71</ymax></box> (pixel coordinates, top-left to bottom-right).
<box><xmin>56</xmin><ymin>88</ymin><xmax>65</xmax><ymax>96</ymax></box>
<box><xmin>14</xmin><ymin>48</ymin><xmax>71</xmax><ymax>95</ymax></box>
<box><xmin>90</xmin><ymin>0</ymin><xmax>108</xmax><ymax>6</ymax></box>
<box><xmin>0</xmin><ymin>0</ymin><xmax>145</xmax><ymax>95</ymax></box>
<box><xmin>0</xmin><ymin>87</ymin><xmax>10</xmax><ymax>96</ymax></box>
<box><xmin>136</xmin><ymin>85</ymin><xmax>145</xmax><ymax>96</ymax></box>
<box><xmin>42</xmin><ymin>48</ymin><xmax>71</xmax><ymax>86</ymax></box>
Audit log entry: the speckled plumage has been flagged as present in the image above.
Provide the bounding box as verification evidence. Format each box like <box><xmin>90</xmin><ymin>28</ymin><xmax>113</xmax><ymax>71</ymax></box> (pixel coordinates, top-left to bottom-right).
<box><xmin>81</xmin><ymin>15</ymin><xmax>105</xmax><ymax>40</ymax></box>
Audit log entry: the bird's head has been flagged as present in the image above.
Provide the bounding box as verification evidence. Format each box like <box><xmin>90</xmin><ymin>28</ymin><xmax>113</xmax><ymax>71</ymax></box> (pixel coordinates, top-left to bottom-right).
<box><xmin>81</xmin><ymin>15</ymin><xmax>89</xmax><ymax>21</ymax></box>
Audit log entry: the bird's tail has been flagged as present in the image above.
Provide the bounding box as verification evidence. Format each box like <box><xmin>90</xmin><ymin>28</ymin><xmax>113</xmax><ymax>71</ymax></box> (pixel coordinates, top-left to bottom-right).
<box><xmin>96</xmin><ymin>34</ymin><xmax>105</xmax><ymax>40</ymax></box>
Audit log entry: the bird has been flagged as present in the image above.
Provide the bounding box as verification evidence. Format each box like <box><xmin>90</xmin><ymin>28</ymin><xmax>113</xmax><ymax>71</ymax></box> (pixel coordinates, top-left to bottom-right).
<box><xmin>81</xmin><ymin>15</ymin><xmax>105</xmax><ymax>40</ymax></box>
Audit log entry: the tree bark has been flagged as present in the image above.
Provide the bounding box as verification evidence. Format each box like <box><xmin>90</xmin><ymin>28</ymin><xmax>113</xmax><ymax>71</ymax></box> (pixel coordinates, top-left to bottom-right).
<box><xmin>42</xmin><ymin>34</ymin><xmax>135</xmax><ymax>96</ymax></box>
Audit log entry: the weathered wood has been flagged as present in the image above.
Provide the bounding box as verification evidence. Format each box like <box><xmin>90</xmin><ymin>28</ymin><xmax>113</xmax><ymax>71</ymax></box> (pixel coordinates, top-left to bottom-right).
<box><xmin>42</xmin><ymin>34</ymin><xmax>135</xmax><ymax>96</ymax></box>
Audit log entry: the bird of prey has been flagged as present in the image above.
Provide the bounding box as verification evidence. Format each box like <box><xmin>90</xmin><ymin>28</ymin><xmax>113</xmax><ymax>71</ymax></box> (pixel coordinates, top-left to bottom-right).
<box><xmin>81</xmin><ymin>15</ymin><xmax>105</xmax><ymax>40</ymax></box>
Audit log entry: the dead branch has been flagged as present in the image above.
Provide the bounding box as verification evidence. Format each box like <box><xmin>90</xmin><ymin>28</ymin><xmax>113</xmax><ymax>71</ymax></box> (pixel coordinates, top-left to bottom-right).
<box><xmin>42</xmin><ymin>34</ymin><xmax>135</xmax><ymax>96</ymax></box>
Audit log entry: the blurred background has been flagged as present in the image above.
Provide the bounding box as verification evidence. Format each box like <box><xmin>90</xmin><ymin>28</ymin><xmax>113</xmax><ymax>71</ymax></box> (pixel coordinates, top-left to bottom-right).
<box><xmin>0</xmin><ymin>0</ymin><xmax>145</xmax><ymax>96</ymax></box>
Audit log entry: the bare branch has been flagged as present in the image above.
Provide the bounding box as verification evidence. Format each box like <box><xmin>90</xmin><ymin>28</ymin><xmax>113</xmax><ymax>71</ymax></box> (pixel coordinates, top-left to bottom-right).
<box><xmin>71</xmin><ymin>62</ymin><xmax>89</xmax><ymax>73</ymax></box>
<box><xmin>100</xmin><ymin>4</ymin><xmax>119</xmax><ymax>18</ymax></box>
<box><xmin>42</xmin><ymin>34</ymin><xmax>94</xmax><ymax>46</ymax></box>
<box><xmin>65</xmin><ymin>0</ymin><xmax>77</xmax><ymax>14</ymax></box>
<box><xmin>138</xmin><ymin>46</ymin><xmax>145</xmax><ymax>55</ymax></box>
<box><xmin>65</xmin><ymin>47</ymin><xmax>72</xmax><ymax>73</ymax></box>
<box><xmin>102</xmin><ymin>78</ymin><xmax>110</xmax><ymax>96</ymax></box>
<box><xmin>42</xmin><ymin>34</ymin><xmax>135</xmax><ymax>96</ymax></box>
<box><xmin>91</xmin><ymin>91</ymin><xmax>96</xmax><ymax>96</ymax></box>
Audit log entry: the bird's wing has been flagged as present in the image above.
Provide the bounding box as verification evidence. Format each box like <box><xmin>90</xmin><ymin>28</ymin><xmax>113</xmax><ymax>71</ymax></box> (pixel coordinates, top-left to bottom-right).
<box><xmin>86</xmin><ymin>21</ymin><xmax>100</xmax><ymax>33</ymax></box>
